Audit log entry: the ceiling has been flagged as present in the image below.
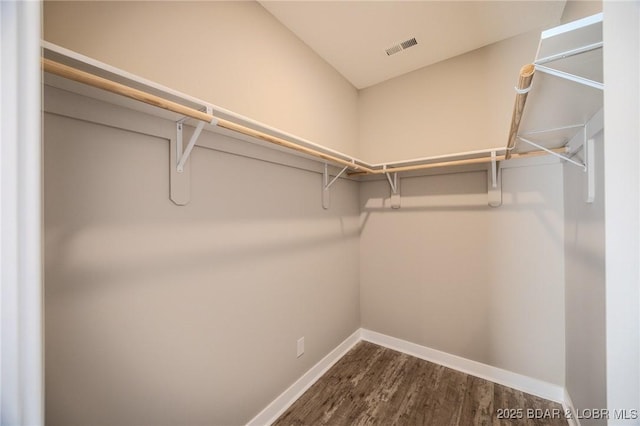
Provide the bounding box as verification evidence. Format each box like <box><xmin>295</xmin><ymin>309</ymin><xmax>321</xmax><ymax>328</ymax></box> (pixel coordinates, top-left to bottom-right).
<box><xmin>259</xmin><ymin>1</ymin><xmax>567</xmax><ymax>89</ymax></box>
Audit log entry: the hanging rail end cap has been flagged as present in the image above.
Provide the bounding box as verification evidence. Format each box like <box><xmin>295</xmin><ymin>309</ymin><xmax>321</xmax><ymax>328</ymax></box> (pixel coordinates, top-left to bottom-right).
<box><xmin>520</xmin><ymin>64</ymin><xmax>535</xmax><ymax>78</ymax></box>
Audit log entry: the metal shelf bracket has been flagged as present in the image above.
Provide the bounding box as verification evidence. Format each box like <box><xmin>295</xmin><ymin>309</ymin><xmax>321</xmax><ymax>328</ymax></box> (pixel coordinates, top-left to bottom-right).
<box><xmin>518</xmin><ymin>127</ymin><xmax>595</xmax><ymax>203</ymax></box>
<box><xmin>170</xmin><ymin>107</ymin><xmax>214</xmax><ymax>206</ymax></box>
<box><xmin>384</xmin><ymin>168</ymin><xmax>401</xmax><ymax>209</ymax></box>
<box><xmin>488</xmin><ymin>151</ymin><xmax>502</xmax><ymax>207</ymax></box>
<box><xmin>322</xmin><ymin>162</ymin><xmax>350</xmax><ymax>209</ymax></box>
<box><xmin>176</xmin><ymin>106</ymin><xmax>215</xmax><ymax>173</ymax></box>
<box><xmin>491</xmin><ymin>151</ymin><xmax>498</xmax><ymax>189</ymax></box>
<box><xmin>584</xmin><ymin>135</ymin><xmax>595</xmax><ymax>203</ymax></box>
<box><xmin>518</xmin><ymin>137</ymin><xmax>586</xmax><ymax>170</ymax></box>
<box><xmin>534</xmin><ymin>64</ymin><xmax>603</xmax><ymax>91</ymax></box>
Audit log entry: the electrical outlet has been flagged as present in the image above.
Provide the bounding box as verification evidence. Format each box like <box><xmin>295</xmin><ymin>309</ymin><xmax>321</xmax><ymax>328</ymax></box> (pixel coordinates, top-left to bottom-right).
<box><xmin>297</xmin><ymin>337</ymin><xmax>305</xmax><ymax>358</ymax></box>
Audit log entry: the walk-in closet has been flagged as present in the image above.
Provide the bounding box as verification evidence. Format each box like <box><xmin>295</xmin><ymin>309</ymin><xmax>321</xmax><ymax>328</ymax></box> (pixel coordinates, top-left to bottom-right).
<box><xmin>1</xmin><ymin>1</ymin><xmax>638</xmax><ymax>425</ymax></box>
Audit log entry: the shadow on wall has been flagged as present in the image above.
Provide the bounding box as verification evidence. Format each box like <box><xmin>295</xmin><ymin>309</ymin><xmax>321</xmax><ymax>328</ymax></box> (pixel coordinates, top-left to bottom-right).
<box><xmin>45</xmin><ymin>215</ymin><xmax>361</xmax><ymax>292</ymax></box>
<box><xmin>358</xmin><ymin>162</ymin><xmax>566</xmax><ymax>383</ymax></box>
<box><xmin>359</xmin><ymin>168</ymin><xmax>562</xmax><ymax>236</ymax></box>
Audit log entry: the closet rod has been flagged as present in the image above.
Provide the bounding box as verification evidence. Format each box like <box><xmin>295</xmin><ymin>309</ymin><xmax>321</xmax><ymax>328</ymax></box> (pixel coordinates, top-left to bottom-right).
<box><xmin>42</xmin><ymin>58</ymin><xmax>374</xmax><ymax>174</ymax></box>
<box><xmin>348</xmin><ymin>148</ymin><xmax>565</xmax><ymax>176</ymax></box>
<box><xmin>215</xmin><ymin>119</ymin><xmax>374</xmax><ymax>173</ymax></box>
<box><xmin>42</xmin><ymin>58</ymin><xmax>215</xmax><ymax>123</ymax></box>
<box><xmin>43</xmin><ymin>58</ymin><xmax>555</xmax><ymax>177</ymax></box>
<box><xmin>369</xmin><ymin>146</ymin><xmax>506</xmax><ymax>168</ymax></box>
<box><xmin>505</xmin><ymin>64</ymin><xmax>535</xmax><ymax>160</ymax></box>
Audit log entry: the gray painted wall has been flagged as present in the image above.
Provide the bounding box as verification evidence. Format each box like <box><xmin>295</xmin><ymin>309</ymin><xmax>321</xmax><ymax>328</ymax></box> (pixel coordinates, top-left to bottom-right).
<box><xmin>359</xmin><ymin>162</ymin><xmax>566</xmax><ymax>385</ymax></box>
<box><xmin>44</xmin><ymin>93</ymin><xmax>361</xmax><ymax>425</ymax></box>
<box><xmin>41</xmin><ymin>2</ymin><xmax>628</xmax><ymax>424</ymax></box>
<box><xmin>563</xmin><ymin>131</ymin><xmax>606</xmax><ymax>425</ymax></box>
<box><xmin>45</xmin><ymin>87</ymin><xmax>569</xmax><ymax>425</ymax></box>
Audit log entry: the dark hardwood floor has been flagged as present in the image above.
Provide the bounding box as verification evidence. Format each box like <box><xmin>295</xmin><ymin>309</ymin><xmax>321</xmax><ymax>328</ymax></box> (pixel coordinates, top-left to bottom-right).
<box><xmin>273</xmin><ymin>341</ymin><xmax>568</xmax><ymax>426</ymax></box>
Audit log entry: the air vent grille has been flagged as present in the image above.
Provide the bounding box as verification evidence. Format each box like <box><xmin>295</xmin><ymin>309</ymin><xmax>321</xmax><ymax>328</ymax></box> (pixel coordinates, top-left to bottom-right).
<box><xmin>400</xmin><ymin>38</ymin><xmax>418</xmax><ymax>49</ymax></box>
<box><xmin>385</xmin><ymin>37</ymin><xmax>418</xmax><ymax>56</ymax></box>
<box><xmin>385</xmin><ymin>45</ymin><xmax>403</xmax><ymax>56</ymax></box>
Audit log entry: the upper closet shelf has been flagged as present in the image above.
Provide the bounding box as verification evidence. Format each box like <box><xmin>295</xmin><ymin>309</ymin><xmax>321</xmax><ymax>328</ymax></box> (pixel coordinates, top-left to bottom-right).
<box><xmin>511</xmin><ymin>13</ymin><xmax>603</xmax><ymax>158</ymax></box>
<box><xmin>42</xmin><ymin>42</ymin><xmax>374</xmax><ymax>174</ymax></box>
<box><xmin>504</xmin><ymin>13</ymin><xmax>603</xmax><ymax>203</ymax></box>
<box><xmin>42</xmin><ymin>42</ymin><xmax>555</xmax><ymax>181</ymax></box>
<box><xmin>44</xmin><ymin>15</ymin><xmax>602</xmax><ymax>208</ymax></box>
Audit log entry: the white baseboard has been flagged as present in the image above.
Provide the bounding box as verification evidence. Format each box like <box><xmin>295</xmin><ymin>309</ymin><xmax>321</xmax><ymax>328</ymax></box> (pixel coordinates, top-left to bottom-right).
<box><xmin>562</xmin><ymin>389</ymin><xmax>581</xmax><ymax>426</ymax></box>
<box><xmin>246</xmin><ymin>329</ymin><xmax>361</xmax><ymax>426</ymax></box>
<box><xmin>248</xmin><ymin>328</ymin><xmax>569</xmax><ymax>425</ymax></box>
<box><xmin>360</xmin><ymin>329</ymin><xmax>566</xmax><ymax>404</ymax></box>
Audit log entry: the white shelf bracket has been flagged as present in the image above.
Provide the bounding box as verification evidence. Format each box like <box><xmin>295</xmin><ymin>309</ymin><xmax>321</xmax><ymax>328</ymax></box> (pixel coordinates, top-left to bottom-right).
<box><xmin>517</xmin><ymin>136</ymin><xmax>586</xmax><ymax>169</ymax></box>
<box><xmin>176</xmin><ymin>106</ymin><xmax>215</xmax><ymax>173</ymax></box>
<box><xmin>491</xmin><ymin>151</ymin><xmax>498</xmax><ymax>189</ymax></box>
<box><xmin>171</xmin><ymin>107</ymin><xmax>214</xmax><ymax>206</ymax></box>
<box><xmin>176</xmin><ymin>121</ymin><xmax>202</xmax><ymax>173</ymax></box>
<box><xmin>584</xmin><ymin>135</ymin><xmax>595</xmax><ymax>203</ymax></box>
<box><xmin>322</xmin><ymin>162</ymin><xmax>350</xmax><ymax>209</ymax></box>
<box><xmin>384</xmin><ymin>168</ymin><xmax>401</xmax><ymax>209</ymax></box>
<box><xmin>170</xmin><ymin>123</ymin><xmax>190</xmax><ymax>206</ymax></box>
<box><xmin>488</xmin><ymin>151</ymin><xmax>502</xmax><ymax>207</ymax></box>
<box><xmin>535</xmin><ymin>41</ymin><xmax>603</xmax><ymax>66</ymax></box>
<box><xmin>534</xmin><ymin>64</ymin><xmax>603</xmax><ymax>91</ymax></box>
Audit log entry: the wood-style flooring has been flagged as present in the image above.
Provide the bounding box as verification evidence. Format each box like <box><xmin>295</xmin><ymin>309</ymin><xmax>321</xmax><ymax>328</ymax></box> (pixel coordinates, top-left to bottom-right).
<box><xmin>273</xmin><ymin>341</ymin><xmax>567</xmax><ymax>426</ymax></box>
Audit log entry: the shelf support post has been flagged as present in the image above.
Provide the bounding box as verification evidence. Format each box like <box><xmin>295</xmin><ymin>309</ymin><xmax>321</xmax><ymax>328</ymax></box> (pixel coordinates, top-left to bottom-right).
<box><xmin>517</xmin><ymin>137</ymin><xmax>586</xmax><ymax>169</ymax></box>
<box><xmin>488</xmin><ymin>151</ymin><xmax>502</xmax><ymax>207</ymax></box>
<box><xmin>176</xmin><ymin>107</ymin><xmax>214</xmax><ymax>173</ymax></box>
<box><xmin>384</xmin><ymin>168</ymin><xmax>401</xmax><ymax>209</ymax></box>
<box><xmin>584</xmin><ymin>132</ymin><xmax>595</xmax><ymax>204</ymax></box>
<box><xmin>170</xmin><ymin>123</ymin><xmax>190</xmax><ymax>206</ymax></box>
<box><xmin>491</xmin><ymin>151</ymin><xmax>498</xmax><ymax>189</ymax></box>
<box><xmin>322</xmin><ymin>163</ymin><xmax>350</xmax><ymax>209</ymax></box>
<box><xmin>177</xmin><ymin>120</ymin><xmax>205</xmax><ymax>173</ymax></box>
<box><xmin>171</xmin><ymin>108</ymin><xmax>213</xmax><ymax>206</ymax></box>
<box><xmin>534</xmin><ymin>64</ymin><xmax>603</xmax><ymax>91</ymax></box>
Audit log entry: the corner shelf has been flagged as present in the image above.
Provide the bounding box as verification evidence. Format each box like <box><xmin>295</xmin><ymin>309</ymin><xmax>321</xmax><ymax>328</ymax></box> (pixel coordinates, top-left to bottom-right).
<box><xmin>512</xmin><ymin>13</ymin><xmax>603</xmax><ymax>203</ymax></box>
<box><xmin>515</xmin><ymin>13</ymin><xmax>603</xmax><ymax>156</ymax></box>
<box><xmin>43</xmin><ymin>14</ymin><xmax>604</xmax><ymax>209</ymax></box>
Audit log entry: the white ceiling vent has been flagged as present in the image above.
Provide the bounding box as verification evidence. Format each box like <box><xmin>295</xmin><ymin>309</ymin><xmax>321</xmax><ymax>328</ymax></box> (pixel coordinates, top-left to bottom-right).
<box><xmin>385</xmin><ymin>37</ymin><xmax>418</xmax><ymax>56</ymax></box>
